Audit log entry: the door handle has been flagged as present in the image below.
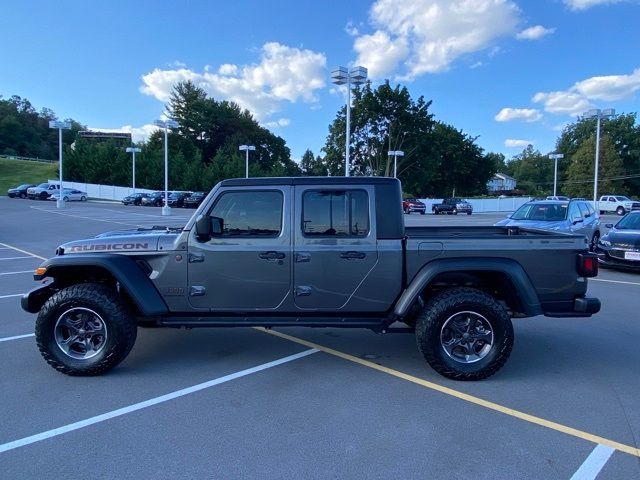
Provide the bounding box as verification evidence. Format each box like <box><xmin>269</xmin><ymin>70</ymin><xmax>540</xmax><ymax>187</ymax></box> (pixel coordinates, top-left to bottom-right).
<box><xmin>340</xmin><ymin>251</ymin><xmax>366</xmax><ymax>260</ymax></box>
<box><xmin>258</xmin><ymin>251</ymin><xmax>285</xmax><ymax>260</ymax></box>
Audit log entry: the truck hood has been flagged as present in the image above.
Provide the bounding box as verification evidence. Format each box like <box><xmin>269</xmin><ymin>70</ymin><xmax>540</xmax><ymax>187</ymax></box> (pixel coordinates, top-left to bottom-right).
<box><xmin>59</xmin><ymin>227</ymin><xmax>182</xmax><ymax>254</ymax></box>
<box><xmin>494</xmin><ymin>218</ymin><xmax>567</xmax><ymax>230</ymax></box>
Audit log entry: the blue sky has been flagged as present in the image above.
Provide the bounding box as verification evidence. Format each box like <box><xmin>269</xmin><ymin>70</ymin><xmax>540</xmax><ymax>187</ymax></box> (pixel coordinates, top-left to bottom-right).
<box><xmin>1</xmin><ymin>0</ymin><xmax>639</xmax><ymax>162</ymax></box>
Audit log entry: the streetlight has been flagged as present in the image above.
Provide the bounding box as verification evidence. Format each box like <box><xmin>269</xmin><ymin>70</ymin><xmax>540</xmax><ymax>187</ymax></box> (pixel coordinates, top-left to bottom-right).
<box><xmin>153</xmin><ymin>119</ymin><xmax>179</xmax><ymax>216</ymax></box>
<box><xmin>581</xmin><ymin>108</ymin><xmax>615</xmax><ymax>204</ymax></box>
<box><xmin>387</xmin><ymin>150</ymin><xmax>404</xmax><ymax>178</ymax></box>
<box><xmin>548</xmin><ymin>153</ymin><xmax>564</xmax><ymax>197</ymax></box>
<box><xmin>49</xmin><ymin>120</ymin><xmax>71</xmax><ymax>209</ymax></box>
<box><xmin>239</xmin><ymin>145</ymin><xmax>256</xmax><ymax>178</ymax></box>
<box><xmin>331</xmin><ymin>65</ymin><xmax>368</xmax><ymax>177</ymax></box>
<box><xmin>126</xmin><ymin>147</ymin><xmax>141</xmax><ymax>194</ymax></box>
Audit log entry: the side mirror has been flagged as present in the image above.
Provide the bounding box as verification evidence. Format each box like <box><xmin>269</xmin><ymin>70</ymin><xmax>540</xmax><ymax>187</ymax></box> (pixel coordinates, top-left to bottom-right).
<box><xmin>605</xmin><ymin>223</ymin><xmax>614</xmax><ymax>228</ymax></box>
<box><xmin>195</xmin><ymin>215</ymin><xmax>211</xmax><ymax>240</ymax></box>
<box><xmin>210</xmin><ymin>216</ymin><xmax>223</xmax><ymax>235</ymax></box>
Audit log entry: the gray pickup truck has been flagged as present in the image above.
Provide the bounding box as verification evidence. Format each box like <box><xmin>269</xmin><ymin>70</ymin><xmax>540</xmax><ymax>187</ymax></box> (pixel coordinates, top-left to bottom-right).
<box><xmin>22</xmin><ymin>177</ymin><xmax>600</xmax><ymax>380</ymax></box>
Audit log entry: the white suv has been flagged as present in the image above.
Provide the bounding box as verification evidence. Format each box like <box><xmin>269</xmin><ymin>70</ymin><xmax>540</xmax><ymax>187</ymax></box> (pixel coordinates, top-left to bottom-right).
<box><xmin>598</xmin><ymin>195</ymin><xmax>640</xmax><ymax>216</ymax></box>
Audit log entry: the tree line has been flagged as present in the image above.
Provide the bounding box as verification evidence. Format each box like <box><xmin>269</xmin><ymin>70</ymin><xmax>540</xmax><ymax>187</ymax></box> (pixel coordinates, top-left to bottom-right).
<box><xmin>2</xmin><ymin>86</ymin><xmax>638</xmax><ymax>198</ymax></box>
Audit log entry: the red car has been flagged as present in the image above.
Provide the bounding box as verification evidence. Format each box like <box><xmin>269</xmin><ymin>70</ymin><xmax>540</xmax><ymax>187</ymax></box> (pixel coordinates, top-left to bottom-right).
<box><xmin>403</xmin><ymin>198</ymin><xmax>426</xmax><ymax>214</ymax></box>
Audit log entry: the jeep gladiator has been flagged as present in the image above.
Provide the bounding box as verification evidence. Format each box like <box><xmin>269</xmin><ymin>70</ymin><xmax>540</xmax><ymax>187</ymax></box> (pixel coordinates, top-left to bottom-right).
<box><xmin>22</xmin><ymin>177</ymin><xmax>600</xmax><ymax>380</ymax></box>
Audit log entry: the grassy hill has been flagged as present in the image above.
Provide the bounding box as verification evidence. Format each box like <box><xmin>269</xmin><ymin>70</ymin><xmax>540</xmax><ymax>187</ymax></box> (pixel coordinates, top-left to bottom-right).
<box><xmin>0</xmin><ymin>157</ymin><xmax>59</xmax><ymax>195</ymax></box>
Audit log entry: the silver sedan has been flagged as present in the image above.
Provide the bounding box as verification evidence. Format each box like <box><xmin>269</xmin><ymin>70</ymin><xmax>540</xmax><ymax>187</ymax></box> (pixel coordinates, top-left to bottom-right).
<box><xmin>48</xmin><ymin>189</ymin><xmax>88</xmax><ymax>202</ymax></box>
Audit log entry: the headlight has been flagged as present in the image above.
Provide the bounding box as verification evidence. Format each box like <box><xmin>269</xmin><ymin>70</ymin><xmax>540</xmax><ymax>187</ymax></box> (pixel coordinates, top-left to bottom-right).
<box><xmin>599</xmin><ymin>239</ymin><xmax>611</xmax><ymax>247</ymax></box>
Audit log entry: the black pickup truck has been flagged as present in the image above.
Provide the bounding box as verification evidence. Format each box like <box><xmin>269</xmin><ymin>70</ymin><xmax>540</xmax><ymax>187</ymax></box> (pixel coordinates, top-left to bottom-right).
<box><xmin>432</xmin><ymin>198</ymin><xmax>473</xmax><ymax>215</ymax></box>
<box><xmin>22</xmin><ymin>177</ymin><xmax>600</xmax><ymax>380</ymax></box>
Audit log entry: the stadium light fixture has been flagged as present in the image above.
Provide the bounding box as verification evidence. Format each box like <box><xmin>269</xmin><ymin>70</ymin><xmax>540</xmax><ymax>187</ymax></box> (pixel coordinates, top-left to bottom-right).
<box><xmin>239</xmin><ymin>145</ymin><xmax>256</xmax><ymax>178</ymax></box>
<box><xmin>331</xmin><ymin>66</ymin><xmax>368</xmax><ymax>177</ymax></box>
<box><xmin>154</xmin><ymin>119</ymin><xmax>179</xmax><ymax>216</ymax></box>
<box><xmin>387</xmin><ymin>150</ymin><xmax>405</xmax><ymax>178</ymax></box>
<box><xmin>49</xmin><ymin>120</ymin><xmax>71</xmax><ymax>209</ymax></box>
<box><xmin>581</xmin><ymin>108</ymin><xmax>615</xmax><ymax>204</ymax></box>
<box><xmin>548</xmin><ymin>153</ymin><xmax>564</xmax><ymax>197</ymax></box>
<box><xmin>126</xmin><ymin>147</ymin><xmax>142</xmax><ymax>194</ymax></box>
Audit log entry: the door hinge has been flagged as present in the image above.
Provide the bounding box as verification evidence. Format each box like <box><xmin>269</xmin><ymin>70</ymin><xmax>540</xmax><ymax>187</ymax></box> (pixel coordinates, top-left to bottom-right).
<box><xmin>188</xmin><ymin>253</ymin><xmax>205</xmax><ymax>263</ymax></box>
<box><xmin>294</xmin><ymin>286</ymin><xmax>312</xmax><ymax>296</ymax></box>
<box><xmin>189</xmin><ymin>286</ymin><xmax>206</xmax><ymax>297</ymax></box>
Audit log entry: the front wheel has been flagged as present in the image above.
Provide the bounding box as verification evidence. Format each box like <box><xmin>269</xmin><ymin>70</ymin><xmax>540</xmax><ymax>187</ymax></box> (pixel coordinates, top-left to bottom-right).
<box><xmin>467</xmin><ymin>212</ymin><xmax>472</xmax><ymax>215</ymax></box>
<box><xmin>452</xmin><ymin>208</ymin><xmax>458</xmax><ymax>215</ymax></box>
<box><xmin>39</xmin><ymin>192</ymin><xmax>48</xmax><ymax>200</ymax></box>
<box><xmin>616</xmin><ymin>206</ymin><xmax>625</xmax><ymax>216</ymax></box>
<box><xmin>20</xmin><ymin>193</ymin><xmax>26</xmax><ymax>199</ymax></box>
<box><xmin>415</xmin><ymin>287</ymin><xmax>513</xmax><ymax>381</ymax></box>
<box><xmin>81</xmin><ymin>196</ymin><xmax>87</xmax><ymax>202</ymax></box>
<box><xmin>35</xmin><ymin>283</ymin><xmax>137</xmax><ymax>376</ymax></box>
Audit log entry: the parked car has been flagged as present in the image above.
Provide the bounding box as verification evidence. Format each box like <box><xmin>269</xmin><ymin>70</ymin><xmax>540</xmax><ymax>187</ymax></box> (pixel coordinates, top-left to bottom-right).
<box><xmin>596</xmin><ymin>211</ymin><xmax>640</xmax><ymax>270</ymax></box>
<box><xmin>141</xmin><ymin>191</ymin><xmax>167</xmax><ymax>207</ymax></box>
<box><xmin>402</xmin><ymin>198</ymin><xmax>426</xmax><ymax>214</ymax></box>
<box><xmin>495</xmin><ymin>199</ymin><xmax>601</xmax><ymax>250</ymax></box>
<box><xmin>48</xmin><ymin>188</ymin><xmax>88</xmax><ymax>202</ymax></box>
<box><xmin>167</xmin><ymin>191</ymin><xmax>191</xmax><ymax>208</ymax></box>
<box><xmin>432</xmin><ymin>198</ymin><xmax>473</xmax><ymax>215</ymax></box>
<box><xmin>122</xmin><ymin>193</ymin><xmax>148</xmax><ymax>206</ymax></box>
<box><xmin>183</xmin><ymin>191</ymin><xmax>206</xmax><ymax>208</ymax></box>
<box><xmin>598</xmin><ymin>195</ymin><xmax>640</xmax><ymax>216</ymax></box>
<box><xmin>7</xmin><ymin>184</ymin><xmax>35</xmax><ymax>198</ymax></box>
<box><xmin>23</xmin><ymin>177</ymin><xmax>600</xmax><ymax>380</ymax></box>
<box><xmin>27</xmin><ymin>183</ymin><xmax>60</xmax><ymax>200</ymax></box>
<box><xmin>546</xmin><ymin>196</ymin><xmax>570</xmax><ymax>201</ymax></box>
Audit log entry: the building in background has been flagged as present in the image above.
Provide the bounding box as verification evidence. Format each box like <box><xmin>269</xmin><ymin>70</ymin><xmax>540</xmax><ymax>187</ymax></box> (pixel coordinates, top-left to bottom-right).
<box><xmin>487</xmin><ymin>173</ymin><xmax>517</xmax><ymax>193</ymax></box>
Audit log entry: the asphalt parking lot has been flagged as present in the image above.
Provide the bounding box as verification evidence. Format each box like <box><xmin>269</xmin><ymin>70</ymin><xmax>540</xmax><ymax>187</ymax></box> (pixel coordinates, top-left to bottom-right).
<box><xmin>0</xmin><ymin>197</ymin><xmax>639</xmax><ymax>479</ymax></box>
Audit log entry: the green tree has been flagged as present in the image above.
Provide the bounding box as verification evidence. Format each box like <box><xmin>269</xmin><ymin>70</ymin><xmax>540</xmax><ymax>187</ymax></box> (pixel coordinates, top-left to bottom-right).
<box><xmin>505</xmin><ymin>145</ymin><xmax>553</xmax><ymax>195</ymax></box>
<box><xmin>564</xmin><ymin>135</ymin><xmax>625</xmax><ymax>198</ymax></box>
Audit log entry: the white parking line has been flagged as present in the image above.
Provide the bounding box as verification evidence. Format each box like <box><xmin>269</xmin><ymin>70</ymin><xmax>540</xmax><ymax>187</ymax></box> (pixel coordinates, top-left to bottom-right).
<box><xmin>0</xmin><ymin>333</ymin><xmax>34</xmax><ymax>343</ymax></box>
<box><xmin>0</xmin><ymin>242</ymin><xmax>46</xmax><ymax>260</ymax></box>
<box><xmin>0</xmin><ymin>294</ymin><xmax>24</xmax><ymax>299</ymax></box>
<box><xmin>591</xmin><ymin>278</ymin><xmax>640</xmax><ymax>286</ymax></box>
<box><xmin>29</xmin><ymin>206</ymin><xmax>139</xmax><ymax>227</ymax></box>
<box><xmin>0</xmin><ymin>348</ymin><xmax>319</xmax><ymax>454</ymax></box>
<box><xmin>0</xmin><ymin>256</ymin><xmax>34</xmax><ymax>261</ymax></box>
<box><xmin>0</xmin><ymin>271</ymin><xmax>33</xmax><ymax>276</ymax></box>
<box><xmin>570</xmin><ymin>444</ymin><xmax>615</xmax><ymax>480</ymax></box>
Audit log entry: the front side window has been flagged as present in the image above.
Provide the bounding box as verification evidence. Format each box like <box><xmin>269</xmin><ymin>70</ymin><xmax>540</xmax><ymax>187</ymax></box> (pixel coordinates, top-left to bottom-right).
<box><xmin>210</xmin><ymin>190</ymin><xmax>282</xmax><ymax>237</ymax></box>
<box><xmin>577</xmin><ymin>202</ymin><xmax>589</xmax><ymax>218</ymax></box>
<box><xmin>302</xmin><ymin>190</ymin><xmax>369</xmax><ymax>237</ymax></box>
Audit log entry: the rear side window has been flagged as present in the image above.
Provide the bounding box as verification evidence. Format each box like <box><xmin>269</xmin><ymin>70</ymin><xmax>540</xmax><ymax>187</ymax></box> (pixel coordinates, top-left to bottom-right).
<box><xmin>210</xmin><ymin>190</ymin><xmax>283</xmax><ymax>237</ymax></box>
<box><xmin>302</xmin><ymin>190</ymin><xmax>369</xmax><ymax>237</ymax></box>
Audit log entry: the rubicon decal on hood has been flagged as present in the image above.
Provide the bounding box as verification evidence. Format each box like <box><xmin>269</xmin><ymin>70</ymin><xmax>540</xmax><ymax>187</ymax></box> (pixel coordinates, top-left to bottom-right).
<box><xmin>68</xmin><ymin>243</ymin><xmax>150</xmax><ymax>252</ymax></box>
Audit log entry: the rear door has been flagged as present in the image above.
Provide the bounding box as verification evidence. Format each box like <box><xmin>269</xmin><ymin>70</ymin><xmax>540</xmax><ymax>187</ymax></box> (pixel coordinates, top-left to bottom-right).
<box><xmin>293</xmin><ymin>186</ymin><xmax>378</xmax><ymax>310</ymax></box>
<box><xmin>187</xmin><ymin>187</ymin><xmax>291</xmax><ymax>311</ymax></box>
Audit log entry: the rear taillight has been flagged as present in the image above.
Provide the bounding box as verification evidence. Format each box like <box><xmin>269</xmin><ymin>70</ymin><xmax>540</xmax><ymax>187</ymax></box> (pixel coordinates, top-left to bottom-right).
<box><xmin>578</xmin><ymin>253</ymin><xmax>598</xmax><ymax>277</ymax></box>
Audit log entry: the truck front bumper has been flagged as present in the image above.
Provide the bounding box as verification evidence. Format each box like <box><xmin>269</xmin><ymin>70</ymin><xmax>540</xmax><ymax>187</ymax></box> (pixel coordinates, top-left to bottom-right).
<box><xmin>21</xmin><ymin>284</ymin><xmax>56</xmax><ymax>313</ymax></box>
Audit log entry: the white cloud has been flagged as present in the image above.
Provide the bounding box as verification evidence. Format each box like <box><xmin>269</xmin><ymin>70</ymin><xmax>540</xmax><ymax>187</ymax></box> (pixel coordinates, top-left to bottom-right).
<box><xmin>505</xmin><ymin>139</ymin><xmax>534</xmax><ymax>148</ymax></box>
<box><xmin>564</xmin><ymin>0</ymin><xmax>626</xmax><ymax>10</ymax></box>
<box><xmin>87</xmin><ymin>125</ymin><xmax>159</xmax><ymax>143</ymax></box>
<box><xmin>345</xmin><ymin>21</ymin><xmax>359</xmax><ymax>36</ymax></box>
<box><xmin>573</xmin><ymin>68</ymin><xmax>640</xmax><ymax>100</ymax></box>
<box><xmin>353</xmin><ymin>0</ymin><xmax>521</xmax><ymax>80</ymax></box>
<box><xmin>532</xmin><ymin>67</ymin><xmax>640</xmax><ymax>115</ymax></box>
<box><xmin>516</xmin><ymin>25</ymin><xmax>555</xmax><ymax>40</ymax></box>
<box><xmin>470</xmin><ymin>61</ymin><xmax>484</xmax><ymax>69</ymax></box>
<box><xmin>263</xmin><ymin>118</ymin><xmax>291</xmax><ymax>129</ymax></box>
<box><xmin>495</xmin><ymin>108</ymin><xmax>542</xmax><ymax>122</ymax></box>
<box><xmin>140</xmin><ymin>42</ymin><xmax>327</xmax><ymax>122</ymax></box>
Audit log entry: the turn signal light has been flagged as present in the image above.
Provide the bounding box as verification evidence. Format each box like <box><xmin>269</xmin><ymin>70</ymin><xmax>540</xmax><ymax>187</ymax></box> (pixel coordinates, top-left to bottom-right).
<box><xmin>35</xmin><ymin>267</ymin><xmax>47</xmax><ymax>276</ymax></box>
<box><xmin>577</xmin><ymin>253</ymin><xmax>598</xmax><ymax>277</ymax></box>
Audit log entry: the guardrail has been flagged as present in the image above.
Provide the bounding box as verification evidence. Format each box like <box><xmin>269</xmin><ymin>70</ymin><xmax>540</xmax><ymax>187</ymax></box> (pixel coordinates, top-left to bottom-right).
<box><xmin>1</xmin><ymin>154</ymin><xmax>55</xmax><ymax>163</ymax></box>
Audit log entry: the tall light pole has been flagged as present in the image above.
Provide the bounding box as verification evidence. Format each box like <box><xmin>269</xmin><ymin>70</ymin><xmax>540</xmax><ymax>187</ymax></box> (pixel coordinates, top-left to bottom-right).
<box><xmin>548</xmin><ymin>153</ymin><xmax>564</xmax><ymax>197</ymax></box>
<box><xmin>49</xmin><ymin>120</ymin><xmax>71</xmax><ymax>209</ymax></box>
<box><xmin>581</xmin><ymin>108</ymin><xmax>615</xmax><ymax>204</ymax></box>
<box><xmin>153</xmin><ymin>119</ymin><xmax>179</xmax><ymax>216</ymax></box>
<box><xmin>387</xmin><ymin>150</ymin><xmax>404</xmax><ymax>178</ymax></box>
<box><xmin>331</xmin><ymin>66</ymin><xmax>368</xmax><ymax>177</ymax></box>
<box><xmin>239</xmin><ymin>145</ymin><xmax>256</xmax><ymax>178</ymax></box>
<box><xmin>126</xmin><ymin>147</ymin><xmax>141</xmax><ymax>194</ymax></box>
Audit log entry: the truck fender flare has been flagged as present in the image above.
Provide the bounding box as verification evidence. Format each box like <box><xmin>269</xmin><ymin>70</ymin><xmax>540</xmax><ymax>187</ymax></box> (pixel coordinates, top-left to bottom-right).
<box><xmin>393</xmin><ymin>257</ymin><xmax>543</xmax><ymax>318</ymax></box>
<box><xmin>26</xmin><ymin>254</ymin><xmax>168</xmax><ymax>316</ymax></box>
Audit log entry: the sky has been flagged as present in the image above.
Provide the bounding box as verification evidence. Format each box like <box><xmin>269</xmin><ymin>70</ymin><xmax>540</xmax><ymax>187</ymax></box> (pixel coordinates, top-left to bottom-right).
<box><xmin>1</xmin><ymin>0</ymin><xmax>639</xmax><ymax>162</ymax></box>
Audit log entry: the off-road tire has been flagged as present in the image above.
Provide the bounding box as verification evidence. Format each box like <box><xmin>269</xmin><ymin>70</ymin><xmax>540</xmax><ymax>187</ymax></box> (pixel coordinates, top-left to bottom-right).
<box><xmin>39</xmin><ymin>192</ymin><xmax>48</xmax><ymax>200</ymax></box>
<box><xmin>35</xmin><ymin>283</ymin><xmax>137</xmax><ymax>376</ymax></box>
<box><xmin>415</xmin><ymin>287</ymin><xmax>513</xmax><ymax>381</ymax></box>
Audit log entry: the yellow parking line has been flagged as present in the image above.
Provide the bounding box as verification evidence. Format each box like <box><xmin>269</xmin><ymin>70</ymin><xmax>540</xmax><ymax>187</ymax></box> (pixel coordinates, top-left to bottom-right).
<box><xmin>0</xmin><ymin>243</ymin><xmax>46</xmax><ymax>261</ymax></box>
<box><xmin>258</xmin><ymin>328</ymin><xmax>640</xmax><ymax>458</ymax></box>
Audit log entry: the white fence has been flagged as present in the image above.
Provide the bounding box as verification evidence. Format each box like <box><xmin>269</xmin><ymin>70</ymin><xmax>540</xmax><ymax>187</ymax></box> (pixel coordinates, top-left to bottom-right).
<box><xmin>49</xmin><ymin>180</ymin><xmax>155</xmax><ymax>201</ymax></box>
<box><xmin>418</xmin><ymin>197</ymin><xmax>533</xmax><ymax>213</ymax></box>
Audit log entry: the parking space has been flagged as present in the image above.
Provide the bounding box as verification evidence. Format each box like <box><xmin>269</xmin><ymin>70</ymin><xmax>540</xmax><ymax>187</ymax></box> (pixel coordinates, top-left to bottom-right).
<box><xmin>1</xmin><ymin>196</ymin><xmax>639</xmax><ymax>479</ymax></box>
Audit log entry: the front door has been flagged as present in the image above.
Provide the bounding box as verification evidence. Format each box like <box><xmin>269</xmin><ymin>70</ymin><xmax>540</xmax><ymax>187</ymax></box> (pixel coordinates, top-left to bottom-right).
<box><xmin>187</xmin><ymin>187</ymin><xmax>291</xmax><ymax>311</ymax></box>
<box><xmin>293</xmin><ymin>186</ymin><xmax>378</xmax><ymax>310</ymax></box>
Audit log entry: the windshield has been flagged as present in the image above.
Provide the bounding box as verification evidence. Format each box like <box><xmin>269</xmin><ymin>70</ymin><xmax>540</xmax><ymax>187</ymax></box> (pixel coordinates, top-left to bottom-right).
<box><xmin>616</xmin><ymin>196</ymin><xmax>630</xmax><ymax>201</ymax></box>
<box><xmin>616</xmin><ymin>214</ymin><xmax>640</xmax><ymax>230</ymax></box>
<box><xmin>17</xmin><ymin>184</ymin><xmax>32</xmax><ymax>189</ymax></box>
<box><xmin>169</xmin><ymin>193</ymin><xmax>182</xmax><ymax>198</ymax></box>
<box><xmin>37</xmin><ymin>183</ymin><xmax>49</xmax><ymax>188</ymax></box>
<box><xmin>511</xmin><ymin>203</ymin><xmax>568</xmax><ymax>221</ymax></box>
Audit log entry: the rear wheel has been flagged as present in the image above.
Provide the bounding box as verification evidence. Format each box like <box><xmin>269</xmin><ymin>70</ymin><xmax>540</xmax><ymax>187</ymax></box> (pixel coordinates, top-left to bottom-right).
<box><xmin>63</xmin><ymin>196</ymin><xmax>69</xmax><ymax>202</ymax></box>
<box><xmin>20</xmin><ymin>192</ymin><xmax>26</xmax><ymax>199</ymax></box>
<box><xmin>35</xmin><ymin>283</ymin><xmax>137</xmax><ymax>376</ymax></box>
<box><xmin>599</xmin><ymin>210</ymin><xmax>605</xmax><ymax>215</ymax></box>
<box><xmin>81</xmin><ymin>196</ymin><xmax>87</xmax><ymax>202</ymax></box>
<box><xmin>39</xmin><ymin>192</ymin><xmax>48</xmax><ymax>200</ymax></box>
<box><xmin>415</xmin><ymin>287</ymin><xmax>513</xmax><ymax>381</ymax></box>
<box><xmin>616</xmin><ymin>206</ymin><xmax>625</xmax><ymax>216</ymax></box>
<box><xmin>452</xmin><ymin>208</ymin><xmax>458</xmax><ymax>215</ymax></box>
<box><xmin>420</xmin><ymin>211</ymin><xmax>425</xmax><ymax>215</ymax></box>
<box><xmin>467</xmin><ymin>212</ymin><xmax>472</xmax><ymax>215</ymax></box>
